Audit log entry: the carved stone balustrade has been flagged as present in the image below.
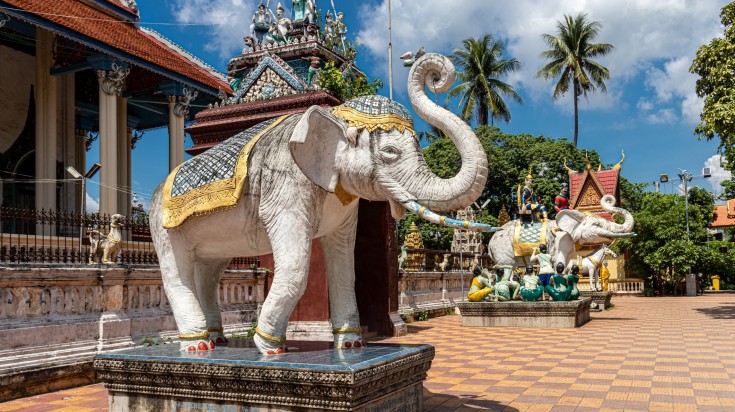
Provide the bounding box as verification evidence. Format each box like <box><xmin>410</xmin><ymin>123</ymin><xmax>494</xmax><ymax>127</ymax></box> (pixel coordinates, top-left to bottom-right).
<box><xmin>577</xmin><ymin>278</ymin><xmax>644</xmax><ymax>295</ymax></box>
<box><xmin>0</xmin><ymin>265</ymin><xmax>266</xmax><ymax>402</ymax></box>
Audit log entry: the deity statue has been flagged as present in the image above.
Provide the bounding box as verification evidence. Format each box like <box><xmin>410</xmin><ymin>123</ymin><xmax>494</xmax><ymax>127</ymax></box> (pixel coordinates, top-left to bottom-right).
<box><xmin>601</xmin><ymin>261</ymin><xmax>610</xmax><ymax>291</ymax></box>
<box><xmin>468</xmin><ymin>267</ymin><xmax>493</xmax><ymax>302</ymax></box>
<box><xmin>398</xmin><ymin>244</ymin><xmax>407</xmax><ymax>271</ymax></box>
<box><xmin>519</xmin><ymin>166</ymin><xmax>548</xmax><ymax>221</ymax></box>
<box><xmin>567</xmin><ymin>264</ymin><xmax>580</xmax><ymax>301</ymax></box>
<box><xmin>554</xmin><ymin>182</ymin><xmax>571</xmax><ymax>213</ymax></box>
<box><xmin>520</xmin><ymin>265</ymin><xmax>543</xmax><ymax>302</ymax></box>
<box><xmin>269</xmin><ymin>3</ymin><xmax>292</xmax><ymax>43</ymax></box>
<box><xmin>323</xmin><ymin>11</ymin><xmax>339</xmax><ymax>49</ymax></box>
<box><xmin>250</xmin><ymin>1</ymin><xmax>273</xmax><ymax>44</ymax></box>
<box><xmin>300</xmin><ymin>51</ymin><xmax>321</xmax><ymax>85</ymax></box>
<box><xmin>530</xmin><ymin>244</ymin><xmax>553</xmax><ymax>299</ymax></box>
<box><xmin>292</xmin><ymin>0</ymin><xmax>316</xmax><ymax>25</ymax></box>
<box><xmin>493</xmin><ymin>266</ymin><xmax>520</xmax><ymax>301</ymax></box>
<box><xmin>545</xmin><ymin>262</ymin><xmax>571</xmax><ymax>301</ymax></box>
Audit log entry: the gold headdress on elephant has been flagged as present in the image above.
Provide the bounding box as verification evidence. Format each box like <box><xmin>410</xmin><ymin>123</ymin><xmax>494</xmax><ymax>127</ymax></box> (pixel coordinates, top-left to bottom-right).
<box><xmin>332</xmin><ymin>95</ymin><xmax>416</xmax><ymax>139</ymax></box>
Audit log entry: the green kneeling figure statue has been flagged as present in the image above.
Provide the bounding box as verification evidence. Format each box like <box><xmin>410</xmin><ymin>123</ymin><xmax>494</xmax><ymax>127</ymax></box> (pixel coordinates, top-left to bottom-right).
<box><xmin>545</xmin><ymin>262</ymin><xmax>572</xmax><ymax>301</ymax></box>
<box><xmin>520</xmin><ymin>265</ymin><xmax>543</xmax><ymax>302</ymax></box>
<box><xmin>467</xmin><ymin>267</ymin><xmax>493</xmax><ymax>302</ymax></box>
<box><xmin>567</xmin><ymin>264</ymin><xmax>581</xmax><ymax>301</ymax></box>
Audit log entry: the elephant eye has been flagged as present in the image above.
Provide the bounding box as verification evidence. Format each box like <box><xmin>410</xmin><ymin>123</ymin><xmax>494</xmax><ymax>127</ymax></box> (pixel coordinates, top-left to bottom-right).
<box><xmin>379</xmin><ymin>145</ymin><xmax>401</xmax><ymax>162</ymax></box>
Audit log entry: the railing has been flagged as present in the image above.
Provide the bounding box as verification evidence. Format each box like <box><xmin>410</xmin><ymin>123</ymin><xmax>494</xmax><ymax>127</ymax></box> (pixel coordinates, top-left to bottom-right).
<box><xmin>577</xmin><ymin>278</ymin><xmax>644</xmax><ymax>295</ymax></box>
<box><xmin>0</xmin><ymin>207</ymin><xmax>260</xmax><ymax>268</ymax></box>
<box><xmin>401</xmin><ymin>248</ymin><xmax>492</xmax><ymax>272</ymax></box>
<box><xmin>0</xmin><ymin>207</ymin><xmax>156</xmax><ymax>265</ymax></box>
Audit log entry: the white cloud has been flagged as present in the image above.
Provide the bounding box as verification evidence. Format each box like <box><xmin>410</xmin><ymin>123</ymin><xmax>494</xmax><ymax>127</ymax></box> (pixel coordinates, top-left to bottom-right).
<box><xmin>357</xmin><ymin>0</ymin><xmax>726</xmax><ymax>118</ymax></box>
<box><xmin>704</xmin><ymin>154</ymin><xmax>732</xmax><ymax>196</ymax></box>
<box><xmin>86</xmin><ymin>193</ymin><xmax>99</xmax><ymax>213</ymax></box>
<box><xmin>646</xmin><ymin>108</ymin><xmax>677</xmax><ymax>125</ymax></box>
<box><xmin>637</xmin><ymin>98</ymin><xmax>653</xmax><ymax>112</ymax></box>
<box><xmin>171</xmin><ymin>0</ymin><xmax>251</xmax><ymax>60</ymax></box>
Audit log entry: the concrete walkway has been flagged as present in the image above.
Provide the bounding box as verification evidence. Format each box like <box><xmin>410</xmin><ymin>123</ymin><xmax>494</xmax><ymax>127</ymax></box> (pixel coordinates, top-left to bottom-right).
<box><xmin>1</xmin><ymin>295</ymin><xmax>734</xmax><ymax>411</ymax></box>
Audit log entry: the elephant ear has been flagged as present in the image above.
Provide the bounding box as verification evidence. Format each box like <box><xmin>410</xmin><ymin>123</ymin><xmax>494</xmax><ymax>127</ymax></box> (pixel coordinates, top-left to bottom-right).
<box><xmin>289</xmin><ymin>105</ymin><xmax>348</xmax><ymax>192</ymax></box>
<box><xmin>555</xmin><ymin>209</ymin><xmax>586</xmax><ymax>240</ymax></box>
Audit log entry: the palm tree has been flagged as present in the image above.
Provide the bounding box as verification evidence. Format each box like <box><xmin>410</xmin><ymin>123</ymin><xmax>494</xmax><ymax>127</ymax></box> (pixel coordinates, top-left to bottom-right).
<box><xmin>536</xmin><ymin>13</ymin><xmax>613</xmax><ymax>147</ymax></box>
<box><xmin>448</xmin><ymin>34</ymin><xmax>523</xmax><ymax>126</ymax></box>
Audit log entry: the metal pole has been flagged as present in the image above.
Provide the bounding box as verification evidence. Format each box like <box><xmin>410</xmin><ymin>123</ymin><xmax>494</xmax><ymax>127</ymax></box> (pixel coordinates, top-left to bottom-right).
<box><xmin>80</xmin><ymin>177</ymin><xmax>85</xmax><ymax>260</ymax></box>
<box><xmin>684</xmin><ymin>175</ymin><xmax>690</xmax><ymax>242</ymax></box>
<box><xmin>388</xmin><ymin>0</ymin><xmax>393</xmax><ymax>101</ymax></box>
<box><xmin>459</xmin><ymin>228</ymin><xmax>464</xmax><ymax>302</ymax></box>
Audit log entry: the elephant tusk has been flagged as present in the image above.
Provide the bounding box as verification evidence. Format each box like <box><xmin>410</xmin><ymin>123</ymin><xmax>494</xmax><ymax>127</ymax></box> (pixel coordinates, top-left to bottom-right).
<box><xmin>603</xmin><ymin>232</ymin><xmax>637</xmax><ymax>238</ymax></box>
<box><xmin>403</xmin><ymin>201</ymin><xmax>501</xmax><ymax>232</ymax></box>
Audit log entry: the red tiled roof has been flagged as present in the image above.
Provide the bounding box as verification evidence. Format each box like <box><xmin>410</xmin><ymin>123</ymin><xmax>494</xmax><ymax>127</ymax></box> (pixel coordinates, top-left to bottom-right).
<box><xmin>569</xmin><ymin>169</ymin><xmax>619</xmax><ymax>200</ymax></box>
<box><xmin>5</xmin><ymin>0</ymin><xmax>231</xmax><ymax>94</ymax></box>
<box><xmin>105</xmin><ymin>0</ymin><xmax>138</xmax><ymax>16</ymax></box>
<box><xmin>711</xmin><ymin>204</ymin><xmax>735</xmax><ymax>228</ymax></box>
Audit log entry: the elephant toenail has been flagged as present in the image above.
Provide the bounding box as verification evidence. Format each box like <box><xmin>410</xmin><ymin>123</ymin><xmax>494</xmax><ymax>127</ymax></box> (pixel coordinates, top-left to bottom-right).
<box><xmin>197</xmin><ymin>341</ymin><xmax>209</xmax><ymax>351</ymax></box>
<box><xmin>186</xmin><ymin>345</ymin><xmax>196</xmax><ymax>352</ymax></box>
<box><xmin>344</xmin><ymin>341</ymin><xmax>352</xmax><ymax>348</ymax></box>
<box><xmin>216</xmin><ymin>337</ymin><xmax>225</xmax><ymax>344</ymax></box>
<box><xmin>353</xmin><ymin>341</ymin><xmax>361</xmax><ymax>348</ymax></box>
<box><xmin>209</xmin><ymin>340</ymin><xmax>216</xmax><ymax>350</ymax></box>
<box><xmin>276</xmin><ymin>347</ymin><xmax>286</xmax><ymax>354</ymax></box>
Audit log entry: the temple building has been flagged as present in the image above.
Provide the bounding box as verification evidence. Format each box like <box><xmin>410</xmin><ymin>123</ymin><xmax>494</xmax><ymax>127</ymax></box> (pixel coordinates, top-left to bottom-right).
<box><xmin>0</xmin><ymin>0</ymin><xmax>230</xmax><ymax>221</ymax></box>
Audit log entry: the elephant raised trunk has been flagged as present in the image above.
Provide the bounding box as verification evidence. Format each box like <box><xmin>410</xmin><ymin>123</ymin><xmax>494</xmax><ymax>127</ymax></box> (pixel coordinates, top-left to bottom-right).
<box><xmin>402</xmin><ymin>53</ymin><xmax>488</xmax><ymax>213</ymax></box>
<box><xmin>594</xmin><ymin>194</ymin><xmax>635</xmax><ymax>236</ymax></box>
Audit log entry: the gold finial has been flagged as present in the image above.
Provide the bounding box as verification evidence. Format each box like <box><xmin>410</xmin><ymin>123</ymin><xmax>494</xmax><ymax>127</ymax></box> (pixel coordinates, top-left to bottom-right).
<box><xmin>597</xmin><ymin>163</ymin><xmax>602</xmax><ymax>171</ymax></box>
<box><xmin>526</xmin><ymin>163</ymin><xmax>533</xmax><ymax>180</ymax></box>
<box><xmin>585</xmin><ymin>150</ymin><xmax>591</xmax><ymax>170</ymax></box>
<box><xmin>613</xmin><ymin>150</ymin><xmax>625</xmax><ymax>171</ymax></box>
<box><xmin>563</xmin><ymin>158</ymin><xmax>577</xmax><ymax>175</ymax></box>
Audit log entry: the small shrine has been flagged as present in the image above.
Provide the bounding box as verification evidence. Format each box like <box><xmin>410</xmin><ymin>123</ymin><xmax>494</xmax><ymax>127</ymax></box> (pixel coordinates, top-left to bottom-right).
<box><xmin>403</xmin><ymin>222</ymin><xmax>425</xmax><ymax>270</ymax></box>
<box><xmin>567</xmin><ymin>151</ymin><xmax>625</xmax><ymax>221</ymax></box>
<box><xmin>451</xmin><ymin>207</ymin><xmax>484</xmax><ymax>255</ymax></box>
<box><xmin>185</xmin><ymin>0</ymin><xmax>359</xmax><ymax>155</ymax></box>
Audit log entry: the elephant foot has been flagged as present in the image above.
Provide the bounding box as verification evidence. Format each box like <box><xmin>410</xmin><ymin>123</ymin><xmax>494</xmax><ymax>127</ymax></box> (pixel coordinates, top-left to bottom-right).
<box><xmin>334</xmin><ymin>333</ymin><xmax>364</xmax><ymax>349</ymax></box>
<box><xmin>254</xmin><ymin>327</ymin><xmax>287</xmax><ymax>355</ymax></box>
<box><xmin>180</xmin><ymin>339</ymin><xmax>216</xmax><ymax>352</ymax></box>
<box><xmin>207</xmin><ymin>327</ymin><xmax>228</xmax><ymax>345</ymax></box>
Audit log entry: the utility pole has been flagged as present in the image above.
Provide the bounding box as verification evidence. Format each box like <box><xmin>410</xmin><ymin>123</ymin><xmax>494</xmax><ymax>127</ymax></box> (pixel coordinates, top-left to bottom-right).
<box><xmin>678</xmin><ymin>169</ymin><xmax>693</xmax><ymax>242</ymax></box>
<box><xmin>387</xmin><ymin>0</ymin><xmax>393</xmax><ymax>100</ymax></box>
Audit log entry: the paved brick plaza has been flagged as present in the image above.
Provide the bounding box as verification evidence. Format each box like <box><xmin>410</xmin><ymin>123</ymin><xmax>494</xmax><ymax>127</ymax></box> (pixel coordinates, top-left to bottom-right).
<box><xmin>1</xmin><ymin>295</ymin><xmax>734</xmax><ymax>411</ymax></box>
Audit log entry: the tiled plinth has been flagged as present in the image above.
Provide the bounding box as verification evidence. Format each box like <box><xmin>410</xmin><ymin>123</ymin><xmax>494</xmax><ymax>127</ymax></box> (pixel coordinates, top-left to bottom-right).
<box><xmin>457</xmin><ymin>298</ymin><xmax>591</xmax><ymax>328</ymax></box>
<box><xmin>94</xmin><ymin>341</ymin><xmax>434</xmax><ymax>411</ymax></box>
<box><xmin>580</xmin><ymin>290</ymin><xmax>613</xmax><ymax>310</ymax></box>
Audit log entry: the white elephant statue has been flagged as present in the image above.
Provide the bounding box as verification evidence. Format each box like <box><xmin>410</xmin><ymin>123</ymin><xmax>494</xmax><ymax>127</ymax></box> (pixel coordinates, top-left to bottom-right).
<box><xmin>488</xmin><ymin>194</ymin><xmax>634</xmax><ymax>275</ymax></box>
<box><xmin>148</xmin><ymin>53</ymin><xmax>498</xmax><ymax>355</ymax></box>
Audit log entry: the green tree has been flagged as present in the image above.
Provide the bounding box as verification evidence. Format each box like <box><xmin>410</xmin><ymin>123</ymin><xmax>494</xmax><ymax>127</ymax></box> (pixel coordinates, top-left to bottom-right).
<box><xmin>319</xmin><ymin>62</ymin><xmax>383</xmax><ymax>101</ymax></box>
<box><xmin>613</xmin><ymin>189</ymin><xmax>719</xmax><ymax>285</ymax></box>
<box><xmin>447</xmin><ymin>34</ymin><xmax>523</xmax><ymax>126</ymax></box>
<box><xmin>536</xmin><ymin>14</ymin><xmax>613</xmax><ymax>146</ymax></box>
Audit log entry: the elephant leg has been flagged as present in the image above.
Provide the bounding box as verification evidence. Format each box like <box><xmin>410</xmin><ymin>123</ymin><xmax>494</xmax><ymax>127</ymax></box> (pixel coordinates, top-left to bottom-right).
<box><xmin>195</xmin><ymin>258</ymin><xmax>230</xmax><ymax>346</ymax></box>
<box><xmin>321</xmin><ymin>207</ymin><xmax>363</xmax><ymax>349</ymax></box>
<box><xmin>160</xmin><ymin>237</ymin><xmax>212</xmax><ymax>352</ymax></box>
<box><xmin>254</xmin><ymin>220</ymin><xmax>313</xmax><ymax>355</ymax></box>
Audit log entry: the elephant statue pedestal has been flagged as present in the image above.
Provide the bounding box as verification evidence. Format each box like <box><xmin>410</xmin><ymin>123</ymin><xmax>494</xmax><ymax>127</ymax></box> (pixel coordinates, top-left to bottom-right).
<box><xmin>580</xmin><ymin>290</ymin><xmax>613</xmax><ymax>311</ymax></box>
<box><xmin>456</xmin><ymin>298</ymin><xmax>592</xmax><ymax>328</ymax></box>
<box><xmin>94</xmin><ymin>341</ymin><xmax>434</xmax><ymax>412</ymax></box>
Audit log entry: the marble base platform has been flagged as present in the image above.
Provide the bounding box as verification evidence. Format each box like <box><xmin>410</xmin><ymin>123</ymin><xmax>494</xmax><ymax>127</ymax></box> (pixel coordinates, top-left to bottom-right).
<box><xmin>580</xmin><ymin>291</ymin><xmax>613</xmax><ymax>311</ymax></box>
<box><xmin>457</xmin><ymin>298</ymin><xmax>591</xmax><ymax>328</ymax></box>
<box><xmin>94</xmin><ymin>341</ymin><xmax>434</xmax><ymax>412</ymax></box>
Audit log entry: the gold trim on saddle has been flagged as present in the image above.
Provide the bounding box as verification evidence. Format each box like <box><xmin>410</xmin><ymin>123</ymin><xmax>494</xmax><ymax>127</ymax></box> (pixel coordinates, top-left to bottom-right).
<box><xmin>332</xmin><ymin>326</ymin><xmax>362</xmax><ymax>334</ymax></box>
<box><xmin>161</xmin><ymin>115</ymin><xmax>288</xmax><ymax>228</ymax></box>
<box><xmin>179</xmin><ymin>331</ymin><xmax>210</xmax><ymax>340</ymax></box>
<box><xmin>512</xmin><ymin>221</ymin><xmax>549</xmax><ymax>257</ymax></box>
<box><xmin>332</xmin><ymin>105</ymin><xmax>416</xmax><ymax>138</ymax></box>
<box><xmin>255</xmin><ymin>327</ymin><xmax>286</xmax><ymax>345</ymax></box>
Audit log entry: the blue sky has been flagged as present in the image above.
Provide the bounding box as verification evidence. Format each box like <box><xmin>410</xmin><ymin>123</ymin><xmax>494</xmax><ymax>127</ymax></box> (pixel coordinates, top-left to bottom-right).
<box><xmin>86</xmin><ymin>0</ymin><xmax>731</xmax><ymax>210</ymax></box>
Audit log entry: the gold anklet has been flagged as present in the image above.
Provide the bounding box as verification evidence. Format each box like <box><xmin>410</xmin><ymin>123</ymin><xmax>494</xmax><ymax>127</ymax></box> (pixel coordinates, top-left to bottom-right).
<box><xmin>179</xmin><ymin>330</ymin><xmax>210</xmax><ymax>340</ymax></box>
<box><xmin>207</xmin><ymin>326</ymin><xmax>224</xmax><ymax>333</ymax></box>
<box><xmin>333</xmin><ymin>326</ymin><xmax>362</xmax><ymax>334</ymax></box>
<box><xmin>255</xmin><ymin>327</ymin><xmax>286</xmax><ymax>345</ymax></box>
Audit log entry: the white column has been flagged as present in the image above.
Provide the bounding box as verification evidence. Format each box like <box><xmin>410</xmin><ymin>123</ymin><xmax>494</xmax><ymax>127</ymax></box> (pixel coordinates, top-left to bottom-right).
<box><xmin>98</xmin><ymin>71</ymin><xmax>118</xmax><ymax>216</ymax></box>
<box><xmin>168</xmin><ymin>96</ymin><xmax>185</xmax><ymax>171</ymax></box>
<box><xmin>96</xmin><ymin>64</ymin><xmax>128</xmax><ymax>216</ymax></box>
<box><xmin>116</xmin><ymin>96</ymin><xmax>129</xmax><ymax>217</ymax></box>
<box><xmin>34</xmin><ymin>28</ymin><xmax>57</xmax><ymax>215</ymax></box>
<box><xmin>60</xmin><ymin>74</ymin><xmax>76</xmax><ymax>214</ymax></box>
<box><xmin>75</xmin><ymin>129</ymin><xmax>87</xmax><ymax>214</ymax></box>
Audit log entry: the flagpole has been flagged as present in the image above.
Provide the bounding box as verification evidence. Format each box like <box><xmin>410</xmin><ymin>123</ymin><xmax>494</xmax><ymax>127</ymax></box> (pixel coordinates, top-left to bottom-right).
<box><xmin>388</xmin><ymin>0</ymin><xmax>393</xmax><ymax>100</ymax></box>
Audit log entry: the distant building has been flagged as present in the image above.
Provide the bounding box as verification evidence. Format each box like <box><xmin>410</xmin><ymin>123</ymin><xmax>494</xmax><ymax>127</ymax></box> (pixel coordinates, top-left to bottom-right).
<box><xmin>709</xmin><ymin>199</ymin><xmax>735</xmax><ymax>241</ymax></box>
<box><xmin>0</xmin><ymin>0</ymin><xmax>231</xmax><ymax>220</ymax></box>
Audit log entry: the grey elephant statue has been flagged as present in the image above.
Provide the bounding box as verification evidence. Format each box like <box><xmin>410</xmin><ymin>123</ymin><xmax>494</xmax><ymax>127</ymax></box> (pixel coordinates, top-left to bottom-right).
<box><xmin>148</xmin><ymin>53</ymin><xmax>498</xmax><ymax>355</ymax></box>
<box><xmin>488</xmin><ymin>194</ymin><xmax>634</xmax><ymax>275</ymax></box>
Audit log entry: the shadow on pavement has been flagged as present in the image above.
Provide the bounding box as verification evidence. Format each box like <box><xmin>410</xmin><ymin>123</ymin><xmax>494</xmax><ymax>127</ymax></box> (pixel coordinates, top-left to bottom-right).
<box><xmin>695</xmin><ymin>304</ymin><xmax>735</xmax><ymax>319</ymax></box>
<box><xmin>424</xmin><ymin>389</ymin><xmax>518</xmax><ymax>411</ymax></box>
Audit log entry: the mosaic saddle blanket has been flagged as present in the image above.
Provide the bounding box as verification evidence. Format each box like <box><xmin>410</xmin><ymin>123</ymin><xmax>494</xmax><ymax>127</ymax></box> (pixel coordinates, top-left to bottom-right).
<box><xmin>161</xmin><ymin>116</ymin><xmax>288</xmax><ymax>228</ymax></box>
<box><xmin>512</xmin><ymin>220</ymin><xmax>548</xmax><ymax>257</ymax></box>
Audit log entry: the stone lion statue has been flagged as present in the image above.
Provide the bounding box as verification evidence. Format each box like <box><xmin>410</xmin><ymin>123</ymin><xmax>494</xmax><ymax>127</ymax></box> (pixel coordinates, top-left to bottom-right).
<box><xmin>89</xmin><ymin>214</ymin><xmax>124</xmax><ymax>264</ymax></box>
